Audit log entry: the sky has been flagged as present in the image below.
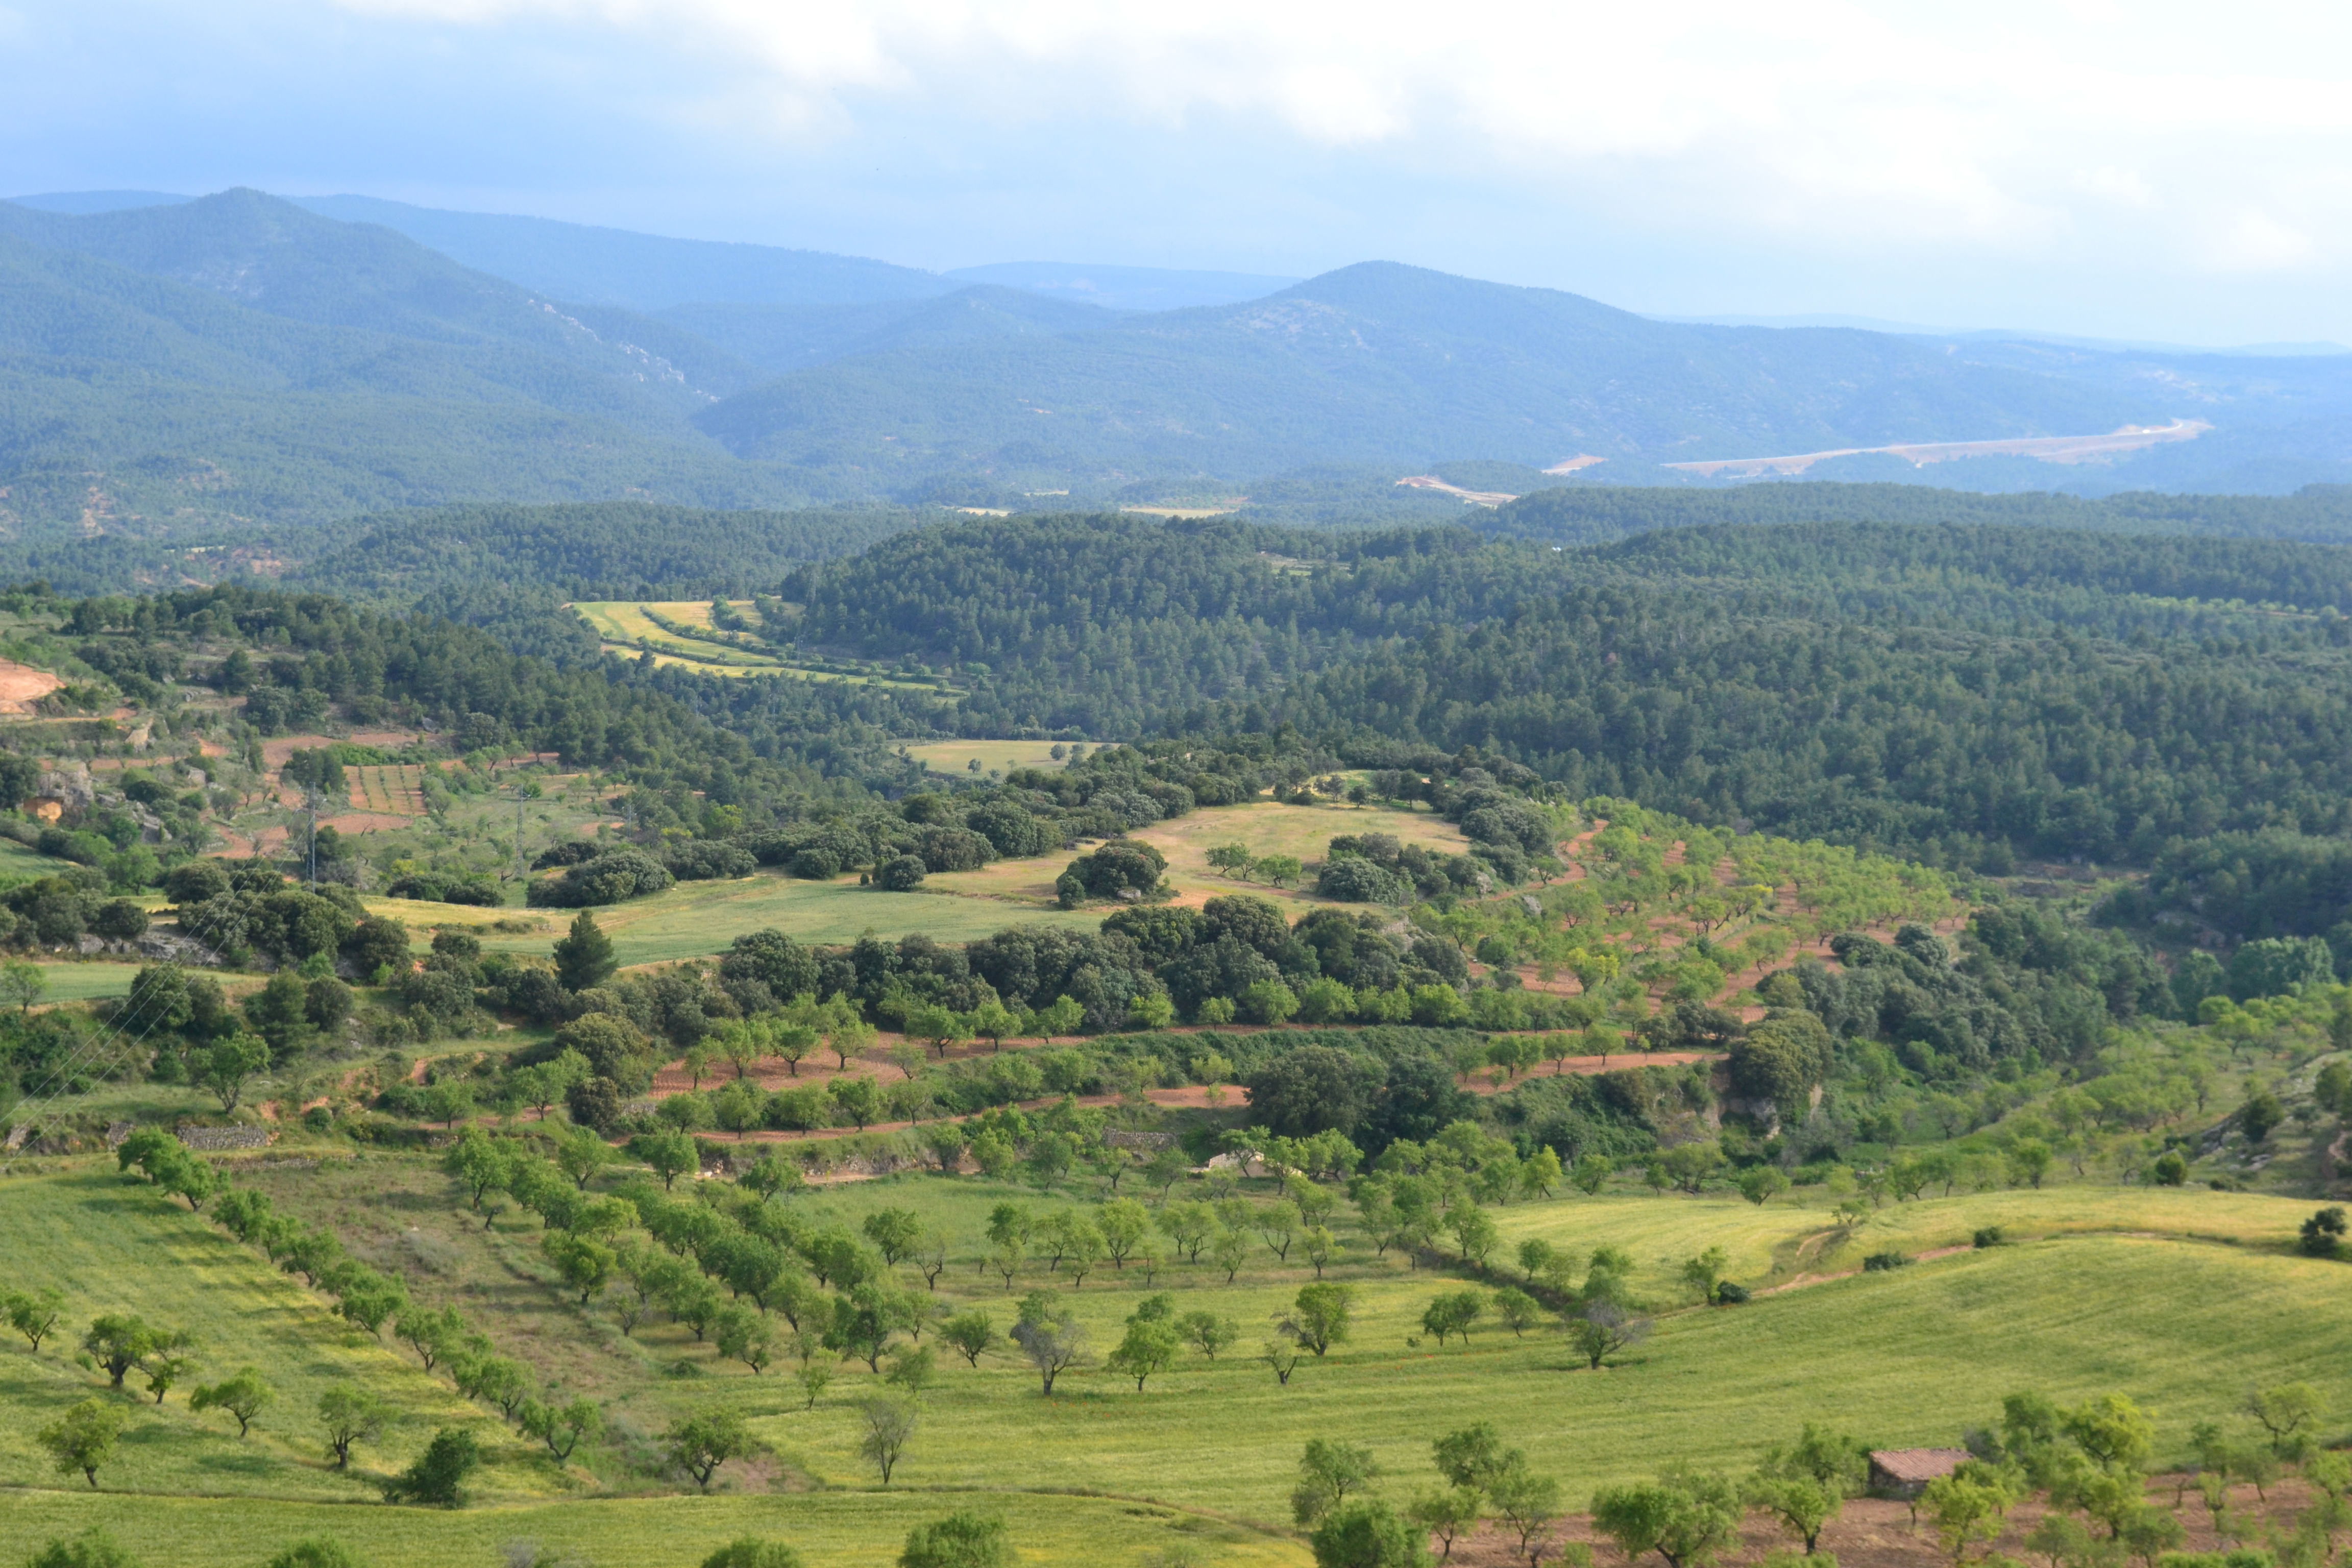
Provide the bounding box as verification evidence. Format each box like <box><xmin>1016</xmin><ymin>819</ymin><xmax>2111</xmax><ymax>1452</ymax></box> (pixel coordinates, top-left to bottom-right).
<box><xmin>5</xmin><ymin>0</ymin><xmax>2351</xmax><ymax>346</ymax></box>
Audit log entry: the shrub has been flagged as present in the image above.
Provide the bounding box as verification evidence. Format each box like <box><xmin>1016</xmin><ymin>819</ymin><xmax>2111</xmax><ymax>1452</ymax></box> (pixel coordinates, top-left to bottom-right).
<box><xmin>26</xmin><ymin>1530</ymin><xmax>140</xmax><ymax>1568</ymax></box>
<box><xmin>263</xmin><ymin>1540</ymin><xmax>363</xmax><ymax>1568</ymax></box>
<box><xmin>381</xmin><ymin>1427</ymin><xmax>479</xmax><ymax>1507</ymax></box>
<box><xmin>876</xmin><ymin>855</ymin><xmax>928</xmax><ymax>892</ymax></box>
<box><xmin>1316</xmin><ymin>854</ymin><xmax>1412</xmax><ymax>905</ymax></box>
<box><xmin>1973</xmin><ymin>1227</ymin><xmax>2005</xmax><ymax>1249</ymax></box>
<box><xmin>1712</xmin><ymin>1281</ymin><xmax>1750</xmax><ymax>1306</ymax></box>
<box><xmin>917</xmin><ymin>827</ymin><xmax>995</xmax><ymax>874</ymax></box>
<box><xmin>92</xmin><ymin>899</ymin><xmax>149</xmax><ymax>940</ymax></box>
<box><xmin>1055</xmin><ymin>840</ymin><xmax>1166</xmax><ymax>906</ymax></box>
<box><xmin>530</xmin><ymin>849</ymin><xmax>673</xmax><ymax>908</ymax></box>
<box><xmin>384</xmin><ymin>874</ymin><xmax>497</xmax><ymax>905</ymax></box>
<box><xmin>1862</xmin><ymin>1251</ymin><xmax>1910</xmax><ymax>1272</ymax></box>
<box><xmin>702</xmin><ymin>1540</ymin><xmax>805</xmax><ymax>1568</ymax></box>
<box><xmin>966</xmin><ymin>802</ymin><xmax>1053</xmax><ymax>859</ymax></box>
<box><xmin>665</xmin><ymin>842</ymin><xmax>758</xmax><ymax>881</ymax></box>
<box><xmin>1310</xmin><ymin>1500</ymin><xmax>1431</xmax><ymax>1568</ymax></box>
<box><xmin>899</xmin><ymin>1510</ymin><xmax>1013</xmax><ymax>1568</ymax></box>
<box><xmin>788</xmin><ymin>849</ymin><xmax>840</xmax><ymax>880</ymax></box>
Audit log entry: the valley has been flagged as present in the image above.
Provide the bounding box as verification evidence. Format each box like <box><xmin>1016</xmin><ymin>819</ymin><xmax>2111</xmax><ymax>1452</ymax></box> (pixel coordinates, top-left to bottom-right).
<box><xmin>3</xmin><ymin>182</ymin><xmax>2352</xmax><ymax>1568</ymax></box>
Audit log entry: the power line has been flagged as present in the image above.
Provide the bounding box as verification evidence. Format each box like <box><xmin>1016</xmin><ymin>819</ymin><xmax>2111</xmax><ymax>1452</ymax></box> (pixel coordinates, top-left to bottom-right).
<box><xmin>11</xmin><ymin>775</ymin><xmax>331</xmax><ymax>1144</ymax></box>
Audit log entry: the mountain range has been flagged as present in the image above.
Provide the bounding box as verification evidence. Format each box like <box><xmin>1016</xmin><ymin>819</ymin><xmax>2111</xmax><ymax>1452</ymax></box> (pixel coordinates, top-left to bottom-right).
<box><xmin>2</xmin><ymin>186</ymin><xmax>2349</xmax><ymax>537</ymax></box>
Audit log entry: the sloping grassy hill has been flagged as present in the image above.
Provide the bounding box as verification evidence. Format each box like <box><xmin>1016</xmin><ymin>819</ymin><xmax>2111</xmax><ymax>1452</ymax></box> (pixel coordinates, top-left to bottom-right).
<box><xmin>0</xmin><ymin>1167</ymin><xmax>489</xmax><ymax>1501</ymax></box>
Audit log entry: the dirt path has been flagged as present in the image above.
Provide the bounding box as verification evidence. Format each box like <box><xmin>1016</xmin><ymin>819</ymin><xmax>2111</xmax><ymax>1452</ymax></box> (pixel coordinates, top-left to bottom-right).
<box><xmin>1666</xmin><ymin>418</ymin><xmax>2211</xmax><ymax>478</ymax></box>
<box><xmin>1755</xmin><ymin>1243</ymin><xmax>1973</xmax><ymax>1296</ymax></box>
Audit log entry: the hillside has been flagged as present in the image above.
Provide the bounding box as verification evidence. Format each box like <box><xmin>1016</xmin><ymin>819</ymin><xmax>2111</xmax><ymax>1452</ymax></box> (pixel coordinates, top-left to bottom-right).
<box><xmin>3</xmin><ymin>522</ymin><xmax>2352</xmax><ymax>1568</ymax></box>
<box><xmin>0</xmin><ymin>192</ymin><xmax>811</xmax><ymax>529</ymax></box>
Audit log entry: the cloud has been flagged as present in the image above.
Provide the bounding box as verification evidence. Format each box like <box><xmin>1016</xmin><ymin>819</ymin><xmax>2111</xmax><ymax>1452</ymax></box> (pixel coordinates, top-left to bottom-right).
<box><xmin>307</xmin><ymin>0</ymin><xmax>2352</xmax><ymax>275</ymax></box>
<box><xmin>15</xmin><ymin>0</ymin><xmax>2352</xmax><ymax>339</ymax></box>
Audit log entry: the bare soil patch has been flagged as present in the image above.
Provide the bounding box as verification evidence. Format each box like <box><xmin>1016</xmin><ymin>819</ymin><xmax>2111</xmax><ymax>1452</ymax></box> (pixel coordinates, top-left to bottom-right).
<box><xmin>0</xmin><ymin>658</ymin><xmax>62</xmax><ymax>714</ymax></box>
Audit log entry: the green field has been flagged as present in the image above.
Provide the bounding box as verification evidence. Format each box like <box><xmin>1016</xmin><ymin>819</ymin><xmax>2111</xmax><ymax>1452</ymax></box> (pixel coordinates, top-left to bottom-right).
<box><xmin>0</xmin><ymin>1487</ymin><xmax>1297</xmax><ymax>1568</ymax></box>
<box><xmin>0</xmin><ymin>1168</ymin><xmax>490</xmax><ymax>1504</ymax></box>
<box><xmin>33</xmin><ymin>1160</ymin><xmax>2342</xmax><ymax>1500</ymax></box>
<box><xmin>902</xmin><ymin>739</ymin><xmax>1073</xmax><ymax>776</ymax></box>
<box><xmin>430</xmin><ymin>874</ymin><xmax>1103</xmax><ymax>968</ymax></box>
<box><xmin>6</xmin><ymin>1153</ymin><xmax>2348</xmax><ymax>1566</ymax></box>
<box><xmin>26</xmin><ymin>962</ymin><xmax>145</xmax><ymax>1003</ymax></box>
<box><xmin>0</xmin><ymin>835</ymin><xmax>62</xmax><ymax>874</ymax></box>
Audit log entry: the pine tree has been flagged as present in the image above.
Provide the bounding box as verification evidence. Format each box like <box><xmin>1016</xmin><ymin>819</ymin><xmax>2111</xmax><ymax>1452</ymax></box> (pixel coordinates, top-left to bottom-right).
<box><xmin>553</xmin><ymin>911</ymin><xmax>617</xmax><ymax>992</ymax></box>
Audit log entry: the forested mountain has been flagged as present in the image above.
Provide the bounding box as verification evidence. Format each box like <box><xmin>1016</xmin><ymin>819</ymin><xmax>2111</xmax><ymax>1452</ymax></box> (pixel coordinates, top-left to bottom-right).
<box><xmin>0</xmin><ymin>191</ymin><xmax>755</xmax><ymax>411</ymax></box>
<box><xmin>0</xmin><ymin>192</ymin><xmax>809</xmax><ymax>529</ymax></box>
<box><xmin>1567</xmin><ymin>517</ymin><xmax>2352</xmax><ymax>628</ymax></box>
<box><xmin>291</xmin><ymin>501</ymin><xmax>922</xmax><ymax>605</ymax></box>
<box><xmin>696</xmin><ymin>262</ymin><xmax>2152</xmax><ymax>484</ymax></box>
<box><xmin>8</xmin><ymin>191</ymin><xmax>2352</xmax><ymax>521</ymax></box>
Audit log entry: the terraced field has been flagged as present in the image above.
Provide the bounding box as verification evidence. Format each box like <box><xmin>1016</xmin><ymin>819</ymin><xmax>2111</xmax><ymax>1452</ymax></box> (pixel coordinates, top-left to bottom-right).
<box><xmin>346</xmin><ymin>765</ymin><xmax>427</xmax><ymax>817</ymax></box>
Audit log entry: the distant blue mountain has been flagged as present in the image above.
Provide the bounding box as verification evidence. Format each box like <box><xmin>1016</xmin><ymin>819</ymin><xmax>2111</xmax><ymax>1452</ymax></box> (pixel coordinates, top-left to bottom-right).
<box><xmin>6</xmin><ymin>187</ymin><xmax>2352</xmax><ymax>519</ymax></box>
<box><xmin>942</xmin><ymin>262</ymin><xmax>1298</xmax><ymax>312</ymax></box>
<box><xmin>661</xmin><ymin>287</ymin><xmax>1118</xmax><ymax>377</ymax></box>
<box><xmin>695</xmin><ymin>261</ymin><xmax>2155</xmax><ymax>485</ymax></box>
<box><xmin>8</xmin><ymin>190</ymin><xmax>191</xmax><ymax>215</ymax></box>
<box><xmin>0</xmin><ymin>189</ymin><xmax>806</xmax><ymax>529</ymax></box>
<box><xmin>288</xmin><ymin>194</ymin><xmax>954</xmax><ymax>310</ymax></box>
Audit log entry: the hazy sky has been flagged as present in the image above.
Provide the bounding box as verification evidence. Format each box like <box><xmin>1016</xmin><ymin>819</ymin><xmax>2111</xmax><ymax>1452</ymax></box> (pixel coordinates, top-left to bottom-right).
<box><xmin>7</xmin><ymin>0</ymin><xmax>2350</xmax><ymax>345</ymax></box>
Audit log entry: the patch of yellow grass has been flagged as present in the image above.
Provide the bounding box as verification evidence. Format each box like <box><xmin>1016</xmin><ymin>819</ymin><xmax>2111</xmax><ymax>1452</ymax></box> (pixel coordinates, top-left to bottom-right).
<box><xmin>1137</xmin><ymin>800</ymin><xmax>1468</xmax><ymax>911</ymax></box>
<box><xmin>1489</xmin><ymin>1185</ymin><xmax>2323</xmax><ymax>1298</ymax></box>
<box><xmin>903</xmin><ymin>739</ymin><xmax>1072</xmax><ymax>775</ymax></box>
<box><xmin>921</xmin><ymin>800</ymin><xmax>1472</xmax><ymax>914</ymax></box>
<box><xmin>574</xmin><ymin>602</ymin><xmax>946</xmax><ymax>689</ymax></box>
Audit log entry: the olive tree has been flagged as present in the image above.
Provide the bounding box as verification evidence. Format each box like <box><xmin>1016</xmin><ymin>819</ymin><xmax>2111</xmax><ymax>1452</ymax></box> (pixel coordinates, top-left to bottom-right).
<box><xmin>191</xmin><ymin>1368</ymin><xmax>275</xmax><ymax>1436</ymax></box>
<box><xmin>37</xmin><ymin>1400</ymin><xmax>126</xmax><ymax>1488</ymax></box>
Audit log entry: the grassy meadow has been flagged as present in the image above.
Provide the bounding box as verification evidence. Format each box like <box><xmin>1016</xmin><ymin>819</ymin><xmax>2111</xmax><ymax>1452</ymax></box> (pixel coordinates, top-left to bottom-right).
<box><xmin>0</xmin><ymin>1168</ymin><xmax>490</xmax><ymax>1504</ymax></box>
<box><xmin>443</xmin><ymin>875</ymin><xmax>1101</xmax><ymax>968</ymax></box>
<box><xmin>916</xmin><ymin>798</ymin><xmax>1468</xmax><ymax>918</ymax></box>
<box><xmin>14</xmin><ymin>1154</ymin><xmax>2343</xmax><ymax>1545</ymax></box>
<box><xmin>358</xmin><ymin>799</ymin><xmax>1458</xmax><ymax>970</ymax></box>
<box><xmin>24</xmin><ymin>961</ymin><xmax>145</xmax><ymax>1003</ymax></box>
<box><xmin>901</xmin><ymin>740</ymin><xmax>1072</xmax><ymax>776</ymax></box>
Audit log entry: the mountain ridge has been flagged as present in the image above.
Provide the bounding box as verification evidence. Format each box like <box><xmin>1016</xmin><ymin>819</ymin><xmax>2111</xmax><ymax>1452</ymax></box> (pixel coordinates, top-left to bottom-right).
<box><xmin>693</xmin><ymin>260</ymin><xmax>2157</xmax><ymax>483</ymax></box>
